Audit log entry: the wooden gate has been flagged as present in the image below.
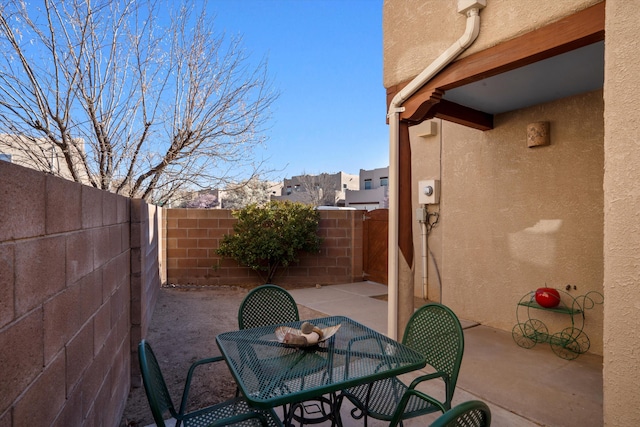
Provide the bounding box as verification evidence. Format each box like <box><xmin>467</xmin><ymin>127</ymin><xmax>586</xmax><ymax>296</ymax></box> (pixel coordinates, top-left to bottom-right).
<box><xmin>362</xmin><ymin>209</ymin><xmax>388</xmax><ymax>285</ymax></box>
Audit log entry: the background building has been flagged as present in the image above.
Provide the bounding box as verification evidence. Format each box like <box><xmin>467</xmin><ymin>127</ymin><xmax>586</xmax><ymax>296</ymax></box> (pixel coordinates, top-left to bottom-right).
<box><xmin>0</xmin><ymin>134</ymin><xmax>89</xmax><ymax>183</ymax></box>
<box><xmin>272</xmin><ymin>171</ymin><xmax>358</xmax><ymax>207</ymax></box>
<box><xmin>345</xmin><ymin>167</ymin><xmax>389</xmax><ymax>210</ymax></box>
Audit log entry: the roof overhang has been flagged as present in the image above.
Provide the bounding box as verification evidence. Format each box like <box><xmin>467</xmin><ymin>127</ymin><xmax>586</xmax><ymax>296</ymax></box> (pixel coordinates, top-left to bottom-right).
<box><xmin>386</xmin><ymin>1</ymin><xmax>605</xmax><ymax>131</ymax></box>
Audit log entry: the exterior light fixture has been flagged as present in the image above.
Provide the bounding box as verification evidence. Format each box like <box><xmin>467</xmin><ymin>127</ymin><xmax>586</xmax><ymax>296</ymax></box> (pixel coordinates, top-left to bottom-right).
<box><xmin>527</xmin><ymin>121</ymin><xmax>550</xmax><ymax>147</ymax></box>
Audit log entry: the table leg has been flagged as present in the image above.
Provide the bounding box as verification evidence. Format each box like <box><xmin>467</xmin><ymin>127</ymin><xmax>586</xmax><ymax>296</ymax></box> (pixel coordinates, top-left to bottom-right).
<box><xmin>284</xmin><ymin>393</ymin><xmax>343</xmax><ymax>427</ymax></box>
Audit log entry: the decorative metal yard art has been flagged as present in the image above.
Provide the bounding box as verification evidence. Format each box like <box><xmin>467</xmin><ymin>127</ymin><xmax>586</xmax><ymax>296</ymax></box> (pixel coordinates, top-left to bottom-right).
<box><xmin>512</xmin><ymin>288</ymin><xmax>603</xmax><ymax>360</ymax></box>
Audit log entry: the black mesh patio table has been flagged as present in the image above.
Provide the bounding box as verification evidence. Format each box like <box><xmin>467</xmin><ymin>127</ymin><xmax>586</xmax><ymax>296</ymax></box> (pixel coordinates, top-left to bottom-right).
<box><xmin>216</xmin><ymin>315</ymin><xmax>426</xmax><ymax>425</ymax></box>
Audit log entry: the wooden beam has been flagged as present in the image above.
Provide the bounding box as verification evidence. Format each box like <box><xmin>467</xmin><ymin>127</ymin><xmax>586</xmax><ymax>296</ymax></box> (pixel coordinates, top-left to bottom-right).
<box><xmin>434</xmin><ymin>100</ymin><xmax>494</xmax><ymax>131</ymax></box>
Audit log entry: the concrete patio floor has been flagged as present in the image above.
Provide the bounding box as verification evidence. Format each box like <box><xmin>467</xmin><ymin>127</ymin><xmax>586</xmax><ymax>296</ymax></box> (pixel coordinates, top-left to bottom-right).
<box><xmin>143</xmin><ymin>282</ymin><xmax>603</xmax><ymax>427</ymax></box>
<box><xmin>286</xmin><ymin>282</ymin><xmax>603</xmax><ymax>427</ymax></box>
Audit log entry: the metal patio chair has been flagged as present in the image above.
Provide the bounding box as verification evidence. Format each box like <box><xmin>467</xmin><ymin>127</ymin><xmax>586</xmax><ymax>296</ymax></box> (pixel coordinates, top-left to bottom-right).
<box><xmin>138</xmin><ymin>340</ymin><xmax>282</xmax><ymax>427</ymax></box>
<box><xmin>236</xmin><ymin>284</ymin><xmax>303</xmax><ymax>396</ymax></box>
<box><xmin>340</xmin><ymin>303</ymin><xmax>465</xmax><ymax>427</ymax></box>
<box><xmin>238</xmin><ymin>284</ymin><xmax>300</xmax><ymax>329</ymax></box>
<box><xmin>238</xmin><ymin>284</ymin><xmax>335</xmax><ymax>426</ymax></box>
<box><xmin>429</xmin><ymin>400</ymin><xmax>491</xmax><ymax>427</ymax></box>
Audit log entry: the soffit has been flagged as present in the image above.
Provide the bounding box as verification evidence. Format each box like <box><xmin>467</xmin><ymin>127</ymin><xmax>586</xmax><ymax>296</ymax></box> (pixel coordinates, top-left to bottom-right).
<box><xmin>443</xmin><ymin>40</ymin><xmax>604</xmax><ymax>115</ymax></box>
<box><xmin>388</xmin><ymin>1</ymin><xmax>605</xmax><ymax>130</ymax></box>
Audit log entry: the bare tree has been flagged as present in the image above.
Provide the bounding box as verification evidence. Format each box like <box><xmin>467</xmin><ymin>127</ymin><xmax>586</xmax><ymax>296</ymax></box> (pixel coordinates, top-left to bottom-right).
<box><xmin>182</xmin><ymin>191</ymin><xmax>219</xmax><ymax>209</ymax></box>
<box><xmin>222</xmin><ymin>176</ymin><xmax>277</xmax><ymax>209</ymax></box>
<box><xmin>295</xmin><ymin>172</ymin><xmax>340</xmax><ymax>206</ymax></box>
<box><xmin>0</xmin><ymin>0</ymin><xmax>277</xmax><ymax>203</ymax></box>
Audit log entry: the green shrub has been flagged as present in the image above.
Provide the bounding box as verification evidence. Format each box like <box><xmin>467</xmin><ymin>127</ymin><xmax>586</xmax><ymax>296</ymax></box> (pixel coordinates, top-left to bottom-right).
<box><xmin>216</xmin><ymin>201</ymin><xmax>322</xmax><ymax>283</ymax></box>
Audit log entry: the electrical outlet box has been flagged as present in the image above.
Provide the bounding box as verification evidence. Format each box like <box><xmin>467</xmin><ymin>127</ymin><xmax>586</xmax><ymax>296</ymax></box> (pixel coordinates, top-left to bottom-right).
<box><xmin>418</xmin><ymin>179</ymin><xmax>440</xmax><ymax>204</ymax></box>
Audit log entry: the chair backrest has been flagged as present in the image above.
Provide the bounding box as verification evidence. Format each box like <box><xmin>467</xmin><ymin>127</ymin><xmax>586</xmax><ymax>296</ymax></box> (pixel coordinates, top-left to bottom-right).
<box><xmin>238</xmin><ymin>284</ymin><xmax>300</xmax><ymax>329</ymax></box>
<box><xmin>429</xmin><ymin>400</ymin><xmax>491</xmax><ymax>427</ymax></box>
<box><xmin>138</xmin><ymin>340</ymin><xmax>178</xmax><ymax>427</ymax></box>
<box><xmin>402</xmin><ymin>303</ymin><xmax>465</xmax><ymax>403</ymax></box>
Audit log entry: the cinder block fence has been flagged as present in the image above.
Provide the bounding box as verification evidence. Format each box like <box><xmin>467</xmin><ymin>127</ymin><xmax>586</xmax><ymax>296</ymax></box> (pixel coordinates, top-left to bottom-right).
<box><xmin>0</xmin><ymin>161</ymin><xmax>364</xmax><ymax>426</ymax></box>
<box><xmin>165</xmin><ymin>208</ymin><xmax>364</xmax><ymax>286</ymax></box>
<box><xmin>0</xmin><ymin>162</ymin><xmax>160</xmax><ymax>426</ymax></box>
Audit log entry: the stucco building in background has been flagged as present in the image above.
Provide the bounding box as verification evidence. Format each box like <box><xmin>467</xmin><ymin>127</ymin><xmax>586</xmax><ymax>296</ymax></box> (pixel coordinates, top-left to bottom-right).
<box><xmin>383</xmin><ymin>0</ymin><xmax>638</xmax><ymax>424</ymax></box>
<box><xmin>345</xmin><ymin>167</ymin><xmax>390</xmax><ymax>210</ymax></box>
<box><xmin>0</xmin><ymin>134</ymin><xmax>89</xmax><ymax>183</ymax></box>
<box><xmin>272</xmin><ymin>171</ymin><xmax>358</xmax><ymax>206</ymax></box>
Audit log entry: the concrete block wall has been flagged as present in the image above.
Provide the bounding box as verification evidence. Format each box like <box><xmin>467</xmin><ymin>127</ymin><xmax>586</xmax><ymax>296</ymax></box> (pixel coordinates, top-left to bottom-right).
<box><xmin>0</xmin><ymin>161</ymin><xmax>134</xmax><ymax>427</ymax></box>
<box><xmin>129</xmin><ymin>200</ymin><xmax>162</xmax><ymax>386</ymax></box>
<box><xmin>165</xmin><ymin>208</ymin><xmax>364</xmax><ymax>286</ymax></box>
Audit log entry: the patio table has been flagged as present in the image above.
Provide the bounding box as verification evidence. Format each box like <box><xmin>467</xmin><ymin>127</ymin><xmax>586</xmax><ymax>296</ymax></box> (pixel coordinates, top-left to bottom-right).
<box><xmin>216</xmin><ymin>315</ymin><xmax>426</xmax><ymax>426</ymax></box>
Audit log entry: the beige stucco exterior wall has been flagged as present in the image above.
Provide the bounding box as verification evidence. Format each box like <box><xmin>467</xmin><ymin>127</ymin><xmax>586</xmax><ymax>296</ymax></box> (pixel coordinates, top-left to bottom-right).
<box><xmin>383</xmin><ymin>0</ymin><xmax>601</xmax><ymax>88</ymax></box>
<box><xmin>603</xmin><ymin>1</ymin><xmax>640</xmax><ymax>424</ymax></box>
<box><xmin>410</xmin><ymin>91</ymin><xmax>604</xmax><ymax>356</ymax></box>
<box><xmin>386</xmin><ymin>0</ymin><xmax>606</xmax><ymax>356</ymax></box>
<box><xmin>385</xmin><ymin>0</ymin><xmax>640</xmax><ymax>424</ymax></box>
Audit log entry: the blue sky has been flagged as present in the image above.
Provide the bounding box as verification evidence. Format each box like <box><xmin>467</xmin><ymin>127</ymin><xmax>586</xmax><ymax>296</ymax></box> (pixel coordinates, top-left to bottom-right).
<box><xmin>207</xmin><ymin>0</ymin><xmax>388</xmax><ymax>179</ymax></box>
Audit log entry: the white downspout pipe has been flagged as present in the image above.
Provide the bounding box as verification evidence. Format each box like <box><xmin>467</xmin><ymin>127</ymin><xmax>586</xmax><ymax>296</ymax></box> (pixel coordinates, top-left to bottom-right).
<box><xmin>387</xmin><ymin>1</ymin><xmax>485</xmax><ymax>339</ymax></box>
<box><xmin>419</xmin><ymin>211</ymin><xmax>428</xmax><ymax>299</ymax></box>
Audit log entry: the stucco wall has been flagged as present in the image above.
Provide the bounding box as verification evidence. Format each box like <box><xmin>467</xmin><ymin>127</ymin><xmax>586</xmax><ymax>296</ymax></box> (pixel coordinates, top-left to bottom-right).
<box><xmin>384</xmin><ymin>0</ymin><xmax>640</xmax><ymax>424</ymax></box>
<box><xmin>384</xmin><ymin>0</ymin><xmax>607</xmax><ymax>353</ymax></box>
<box><xmin>603</xmin><ymin>0</ymin><xmax>640</xmax><ymax>424</ymax></box>
<box><xmin>411</xmin><ymin>90</ymin><xmax>605</xmax><ymax>356</ymax></box>
<box><xmin>383</xmin><ymin>0</ymin><xmax>602</xmax><ymax>88</ymax></box>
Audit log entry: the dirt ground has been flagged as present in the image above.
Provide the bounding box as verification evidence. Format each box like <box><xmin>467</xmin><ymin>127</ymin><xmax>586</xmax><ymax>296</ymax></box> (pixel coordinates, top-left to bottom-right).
<box><xmin>119</xmin><ymin>284</ymin><xmax>327</xmax><ymax>427</ymax></box>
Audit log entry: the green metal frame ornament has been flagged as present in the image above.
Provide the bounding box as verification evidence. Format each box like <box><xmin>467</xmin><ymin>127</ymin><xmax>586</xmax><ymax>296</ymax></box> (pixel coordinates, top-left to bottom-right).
<box><xmin>512</xmin><ymin>288</ymin><xmax>603</xmax><ymax>360</ymax></box>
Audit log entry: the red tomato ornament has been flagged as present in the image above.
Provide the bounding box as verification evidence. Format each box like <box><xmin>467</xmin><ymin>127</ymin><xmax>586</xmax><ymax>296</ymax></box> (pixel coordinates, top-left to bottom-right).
<box><xmin>535</xmin><ymin>287</ymin><xmax>561</xmax><ymax>308</ymax></box>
